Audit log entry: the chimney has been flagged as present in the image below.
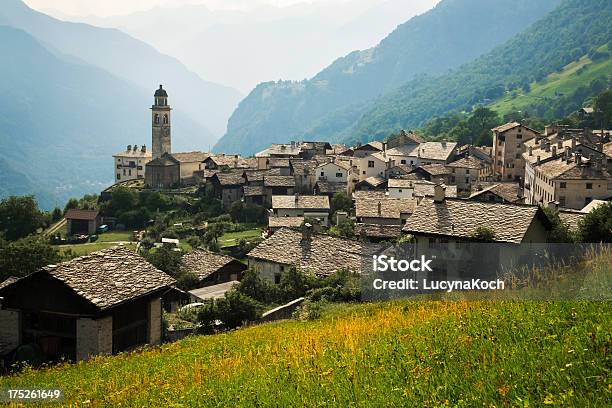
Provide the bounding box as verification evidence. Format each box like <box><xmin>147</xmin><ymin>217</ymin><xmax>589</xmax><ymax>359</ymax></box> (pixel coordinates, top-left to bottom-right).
<box><xmin>434</xmin><ymin>183</ymin><xmax>446</xmax><ymax>203</ymax></box>
<box><xmin>301</xmin><ymin>223</ymin><xmax>313</xmax><ymax>244</ymax></box>
<box><xmin>565</xmin><ymin>147</ymin><xmax>571</xmax><ymax>163</ymax></box>
<box><xmin>557</xmin><ymin>139</ymin><xmax>563</xmax><ymax>149</ymax></box>
<box><xmin>377</xmin><ymin>201</ymin><xmax>382</xmax><ymax>216</ymax></box>
<box><xmin>596</xmin><ymin>142</ymin><xmax>603</xmax><ymax>152</ymax></box>
<box><xmin>594</xmin><ymin>156</ymin><xmax>602</xmax><ymax>171</ymax></box>
<box><xmin>545</xmin><ymin>125</ymin><xmax>555</xmax><ymax>136</ymax></box>
<box><xmin>127</xmin><ymin>145</ymin><xmax>132</xmax><ymax>152</ymax></box>
<box><xmin>571</xmin><ymin>137</ymin><xmax>576</xmax><ymax>150</ymax></box>
<box><xmin>141</xmin><ymin>145</ymin><xmax>147</xmax><ymax>153</ymax></box>
<box><xmin>536</xmin><ymin>156</ymin><xmax>541</xmax><ymax>165</ymax></box>
<box><xmin>575</xmin><ymin>152</ymin><xmax>582</xmax><ymax>164</ymax></box>
<box><xmin>551</xmin><ymin>146</ymin><xmax>557</xmax><ymax>157</ymax></box>
<box><xmin>544</xmin><ymin>141</ymin><xmax>550</xmax><ymax>153</ymax></box>
<box><xmin>133</xmin><ymin>145</ymin><xmax>138</xmax><ymax>152</ymax></box>
<box><xmin>528</xmin><ymin>146</ymin><xmax>533</xmax><ymax>156</ymax></box>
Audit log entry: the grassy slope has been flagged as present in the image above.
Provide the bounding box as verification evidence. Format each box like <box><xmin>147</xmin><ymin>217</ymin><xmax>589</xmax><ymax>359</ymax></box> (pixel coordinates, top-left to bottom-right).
<box><xmin>2</xmin><ymin>299</ymin><xmax>610</xmax><ymax>406</ymax></box>
<box><xmin>218</xmin><ymin>228</ymin><xmax>263</xmax><ymax>248</ymax></box>
<box><xmin>489</xmin><ymin>50</ymin><xmax>612</xmax><ymax>115</ymax></box>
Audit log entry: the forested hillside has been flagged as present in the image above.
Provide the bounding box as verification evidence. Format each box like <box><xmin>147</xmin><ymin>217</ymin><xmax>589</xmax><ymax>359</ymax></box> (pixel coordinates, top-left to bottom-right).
<box><xmin>215</xmin><ymin>0</ymin><xmax>561</xmax><ymax>155</ymax></box>
<box><xmin>332</xmin><ymin>0</ymin><xmax>612</xmax><ymax>144</ymax></box>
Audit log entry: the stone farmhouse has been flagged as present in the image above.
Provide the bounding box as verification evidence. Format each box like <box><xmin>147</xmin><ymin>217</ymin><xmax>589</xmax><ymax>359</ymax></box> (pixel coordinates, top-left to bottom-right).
<box><xmin>0</xmin><ymin>247</ymin><xmax>174</xmax><ymax>362</ymax></box>
<box><xmin>270</xmin><ymin>195</ymin><xmax>331</xmax><ymax>227</ymax></box>
<box><xmin>181</xmin><ymin>249</ymin><xmax>247</xmax><ymax>287</ymax></box>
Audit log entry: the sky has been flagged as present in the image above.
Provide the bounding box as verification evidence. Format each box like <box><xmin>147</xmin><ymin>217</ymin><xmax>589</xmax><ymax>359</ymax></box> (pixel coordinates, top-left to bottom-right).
<box><xmin>23</xmin><ymin>0</ymin><xmax>350</xmax><ymax>17</ymax></box>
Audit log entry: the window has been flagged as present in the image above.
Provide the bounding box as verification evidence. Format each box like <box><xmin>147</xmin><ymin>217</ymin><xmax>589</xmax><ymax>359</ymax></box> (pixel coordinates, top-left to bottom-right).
<box><xmin>465</xmin><ymin>177</ymin><xmax>470</xmax><ymax>184</ymax></box>
<box><xmin>585</xmin><ymin>197</ymin><xmax>592</xmax><ymax>205</ymax></box>
<box><xmin>398</xmin><ymin>189</ymin><xmax>403</xmax><ymax>193</ymax></box>
<box><xmin>515</xmin><ymin>154</ymin><xmax>521</xmax><ymax>159</ymax></box>
<box><xmin>368</xmin><ymin>161</ymin><xmax>375</xmax><ymax>168</ymax></box>
<box><xmin>401</xmin><ymin>160</ymin><xmax>406</xmax><ymax>164</ymax></box>
<box><xmin>586</xmin><ymin>183</ymin><xmax>593</xmax><ymax>190</ymax></box>
<box><xmin>163</xmin><ymin>114</ymin><xmax>169</xmax><ymax>124</ymax></box>
<box><xmin>450</xmin><ymin>176</ymin><xmax>455</xmax><ymax>183</ymax></box>
<box><xmin>560</xmin><ymin>182</ymin><xmax>566</xmax><ymax>189</ymax></box>
<box><xmin>116</xmin><ymin>165</ymin><xmax>121</xmax><ymax>169</ymax></box>
<box><xmin>466</xmin><ymin>169</ymin><xmax>470</xmax><ymax>175</ymax></box>
<box><xmin>517</xmin><ymin>134</ymin><xmax>522</xmax><ymax>139</ymax></box>
<box><xmin>362</xmin><ymin>171</ymin><xmax>366</xmax><ymax>175</ymax></box>
<box><xmin>559</xmin><ymin>196</ymin><xmax>566</xmax><ymax>207</ymax></box>
<box><xmin>320</xmin><ymin>171</ymin><xmax>325</xmax><ymax>177</ymax></box>
<box><xmin>336</xmin><ymin>173</ymin><xmax>343</xmax><ymax>178</ymax></box>
<box><xmin>451</xmin><ymin>168</ymin><xmax>455</xmax><ymax>173</ymax></box>
<box><xmin>117</xmin><ymin>174</ymin><xmax>121</xmax><ymax>180</ymax></box>
<box><xmin>154</xmin><ymin>114</ymin><xmax>160</xmax><ymax>125</ymax></box>
<box><xmin>274</xmin><ymin>273</ymin><xmax>281</xmax><ymax>285</ymax></box>
<box><xmin>128</xmin><ymin>169</ymin><xmax>132</xmax><ymax>176</ymax></box>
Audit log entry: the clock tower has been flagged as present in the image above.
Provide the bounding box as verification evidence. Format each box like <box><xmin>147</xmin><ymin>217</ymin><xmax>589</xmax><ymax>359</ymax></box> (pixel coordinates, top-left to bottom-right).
<box><xmin>151</xmin><ymin>85</ymin><xmax>172</xmax><ymax>160</ymax></box>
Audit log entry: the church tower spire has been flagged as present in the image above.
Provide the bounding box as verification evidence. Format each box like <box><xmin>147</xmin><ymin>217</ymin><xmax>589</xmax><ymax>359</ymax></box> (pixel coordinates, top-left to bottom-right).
<box><xmin>151</xmin><ymin>85</ymin><xmax>171</xmax><ymax>160</ymax></box>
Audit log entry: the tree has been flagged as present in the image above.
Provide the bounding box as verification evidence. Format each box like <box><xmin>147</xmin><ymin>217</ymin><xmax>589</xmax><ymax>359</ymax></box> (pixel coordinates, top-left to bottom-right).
<box><xmin>0</xmin><ymin>236</ymin><xmax>61</xmax><ymax>281</ymax></box>
<box><xmin>0</xmin><ymin>196</ymin><xmax>45</xmax><ymax>241</ymax></box>
<box><xmin>593</xmin><ymin>89</ymin><xmax>612</xmax><ymax>129</ymax></box>
<box><xmin>143</xmin><ymin>246</ymin><xmax>183</xmax><ymax>277</ymax></box>
<box><xmin>331</xmin><ymin>192</ymin><xmax>353</xmax><ymax>214</ymax></box>
<box><xmin>578</xmin><ymin>203</ymin><xmax>612</xmax><ymax>243</ymax></box>
<box><xmin>198</xmin><ymin>290</ymin><xmax>264</xmax><ymax>330</ymax></box>
<box><xmin>329</xmin><ymin>218</ymin><xmax>355</xmax><ymax>238</ymax></box>
<box><xmin>543</xmin><ymin>207</ymin><xmax>575</xmax><ymax>243</ymax></box>
<box><xmin>109</xmin><ymin>186</ymin><xmax>138</xmax><ymax>215</ymax></box>
<box><xmin>51</xmin><ymin>207</ymin><xmax>63</xmax><ymax>223</ymax></box>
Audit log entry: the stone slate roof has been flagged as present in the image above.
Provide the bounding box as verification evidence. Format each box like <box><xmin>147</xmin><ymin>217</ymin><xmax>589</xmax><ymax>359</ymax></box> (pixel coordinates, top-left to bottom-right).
<box><xmin>264</xmin><ymin>175</ymin><xmax>296</xmax><ymax>187</ymax></box>
<box><xmin>447</xmin><ymin>156</ymin><xmax>485</xmax><ymax>169</ymax></box>
<box><xmin>301</xmin><ymin>141</ymin><xmax>332</xmax><ymax>151</ymax></box>
<box><xmin>387</xmin><ymin>142</ymin><xmax>457</xmax><ymax>162</ymax></box>
<box><xmin>268</xmin><ymin>216</ymin><xmax>305</xmax><ymax>229</ymax></box>
<box><xmin>256</xmin><ymin>144</ymin><xmax>302</xmax><ymax>157</ymax></box>
<box><xmin>538</xmin><ymin>156</ymin><xmax>610</xmax><ymax>180</ymax></box>
<box><xmin>0</xmin><ymin>276</ymin><xmax>18</xmax><ymax>290</ymax></box>
<box><xmin>206</xmin><ymin>154</ymin><xmax>250</xmax><ymax>168</ymax></box>
<box><xmin>65</xmin><ymin>209</ymin><xmax>99</xmax><ymax>221</ymax></box>
<box><xmin>403</xmin><ymin>199</ymin><xmax>546</xmax><ymax>244</ymax></box>
<box><xmin>290</xmin><ymin>160</ymin><xmax>317</xmax><ymax>176</ymax></box>
<box><xmin>359</xmin><ymin>176</ymin><xmax>387</xmax><ymax>188</ymax></box>
<box><xmin>244</xmin><ymin>185</ymin><xmax>265</xmax><ymax>196</ymax></box>
<box><xmin>355</xmin><ymin>196</ymin><xmax>417</xmax><ymax>219</ymax></box>
<box><xmin>267</xmin><ymin>158</ymin><xmax>291</xmax><ymax>168</ymax></box>
<box><xmin>387</xmin><ymin>179</ymin><xmax>415</xmax><ymax>189</ymax></box>
<box><xmin>355</xmin><ymin>224</ymin><xmax>403</xmax><ymax>239</ymax></box>
<box><xmin>412</xmin><ymin>181</ymin><xmax>458</xmax><ymax>198</ymax></box>
<box><xmin>171</xmin><ymin>151</ymin><xmax>210</xmax><ymax>163</ymax></box>
<box><xmin>182</xmin><ymin>249</ymin><xmax>245</xmax><ymax>281</ymax></box>
<box><xmin>272</xmin><ymin>195</ymin><xmax>330</xmax><ymax>210</ymax></box>
<box><xmin>492</xmin><ymin>122</ymin><xmax>521</xmax><ymax>133</ymax></box>
<box><xmin>417</xmin><ymin>164</ymin><xmax>451</xmax><ymax>176</ymax></box>
<box><xmin>247</xmin><ymin>228</ymin><xmax>381</xmax><ymax>277</ymax></box>
<box><xmin>469</xmin><ymin>183</ymin><xmax>522</xmax><ymax>203</ymax></box>
<box><xmin>315</xmin><ymin>181</ymin><xmax>347</xmax><ymax>194</ymax></box>
<box><xmin>604</xmin><ymin>142</ymin><xmax>612</xmax><ymax>158</ymax></box>
<box><xmin>38</xmin><ymin>247</ymin><xmax>175</xmax><ymax>311</ymax></box>
<box><xmin>581</xmin><ymin>199</ymin><xmax>608</xmax><ymax>213</ymax></box>
<box><xmin>214</xmin><ymin>171</ymin><xmax>245</xmax><ymax>186</ymax></box>
<box><xmin>355</xmin><ymin>141</ymin><xmax>384</xmax><ymax>152</ymax></box>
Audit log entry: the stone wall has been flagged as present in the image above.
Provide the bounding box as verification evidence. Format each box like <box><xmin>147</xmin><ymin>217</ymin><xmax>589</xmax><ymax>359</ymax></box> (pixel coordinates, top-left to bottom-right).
<box><xmin>76</xmin><ymin>316</ymin><xmax>112</xmax><ymax>361</ymax></box>
<box><xmin>148</xmin><ymin>298</ymin><xmax>162</xmax><ymax>346</ymax></box>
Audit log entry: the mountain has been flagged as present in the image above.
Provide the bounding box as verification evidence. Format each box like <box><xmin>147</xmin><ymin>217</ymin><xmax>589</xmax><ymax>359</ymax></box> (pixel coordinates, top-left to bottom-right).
<box><xmin>0</xmin><ymin>0</ymin><xmax>243</xmax><ymax>139</ymax></box>
<box><xmin>333</xmin><ymin>0</ymin><xmax>612</xmax><ymax>144</ymax></box>
<box><xmin>0</xmin><ymin>25</ymin><xmax>206</xmax><ymax>209</ymax></box>
<box><xmin>71</xmin><ymin>0</ymin><xmax>439</xmax><ymax>94</ymax></box>
<box><xmin>214</xmin><ymin>0</ymin><xmax>562</xmax><ymax>155</ymax></box>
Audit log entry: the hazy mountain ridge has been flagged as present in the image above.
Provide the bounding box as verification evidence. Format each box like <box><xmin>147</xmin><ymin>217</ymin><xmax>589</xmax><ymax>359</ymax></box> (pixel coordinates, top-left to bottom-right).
<box><xmin>0</xmin><ymin>25</ymin><xmax>206</xmax><ymax>209</ymax></box>
<box><xmin>214</xmin><ymin>0</ymin><xmax>561</xmax><ymax>155</ymax></box>
<box><xmin>1</xmin><ymin>0</ymin><xmax>242</xmax><ymax>140</ymax></box>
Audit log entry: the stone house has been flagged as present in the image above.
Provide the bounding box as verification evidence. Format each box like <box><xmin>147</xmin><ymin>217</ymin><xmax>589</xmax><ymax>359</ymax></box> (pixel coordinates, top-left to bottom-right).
<box><xmin>492</xmin><ymin>122</ymin><xmax>540</xmax><ymax>182</ymax></box>
<box><xmin>203</xmin><ymin>154</ymin><xmax>250</xmax><ymax>171</ymax></box>
<box><xmin>352</xmin><ymin>141</ymin><xmax>384</xmax><ymax>158</ymax></box>
<box><xmin>409</xmin><ymin>164</ymin><xmax>452</xmax><ymax>184</ymax></box>
<box><xmin>402</xmin><ymin>185</ymin><xmax>551</xmax><ymax>279</ymax></box>
<box><xmin>255</xmin><ymin>143</ymin><xmax>302</xmax><ymax>169</ymax></box>
<box><xmin>65</xmin><ymin>209</ymin><xmax>101</xmax><ymax>236</ymax></box>
<box><xmin>386</xmin><ymin>130</ymin><xmax>424</xmax><ymax>149</ymax></box>
<box><xmin>210</xmin><ymin>171</ymin><xmax>245</xmax><ymax>209</ymax></box>
<box><xmin>113</xmin><ymin>145</ymin><xmax>151</xmax><ymax>183</ymax></box>
<box><xmin>170</xmin><ymin>152</ymin><xmax>210</xmax><ymax>184</ymax></box>
<box><xmin>358</xmin><ymin>151</ymin><xmax>393</xmax><ymax>181</ymax></box>
<box><xmin>468</xmin><ymin>183</ymin><xmax>523</xmax><ymax>204</ymax></box>
<box><xmin>263</xmin><ymin>175</ymin><xmax>296</xmax><ymax>207</ymax></box>
<box><xmin>355</xmin><ymin>176</ymin><xmax>387</xmax><ymax>191</ymax></box>
<box><xmin>0</xmin><ymin>247</ymin><xmax>174</xmax><ymax>363</ymax></box>
<box><xmin>247</xmin><ymin>227</ymin><xmax>380</xmax><ymax>283</ymax></box>
<box><xmin>355</xmin><ymin>194</ymin><xmax>417</xmax><ymax>226</ymax></box>
<box><xmin>299</xmin><ymin>141</ymin><xmax>332</xmax><ymax>160</ymax></box>
<box><xmin>386</xmin><ymin>141</ymin><xmax>458</xmax><ymax>167</ymax></box>
<box><xmin>270</xmin><ymin>195</ymin><xmax>331</xmax><ymax>226</ymax></box>
<box><xmin>181</xmin><ymin>249</ymin><xmax>247</xmax><ymax>287</ymax></box>
<box><xmin>290</xmin><ymin>160</ymin><xmax>317</xmax><ymax>193</ymax></box>
<box><xmin>447</xmin><ymin>156</ymin><xmax>489</xmax><ymax>192</ymax></box>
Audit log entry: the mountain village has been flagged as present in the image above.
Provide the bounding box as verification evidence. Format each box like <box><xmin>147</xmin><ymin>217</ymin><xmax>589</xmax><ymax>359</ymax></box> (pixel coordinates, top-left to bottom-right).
<box><xmin>0</xmin><ymin>84</ymin><xmax>610</xmax><ymax>366</ymax></box>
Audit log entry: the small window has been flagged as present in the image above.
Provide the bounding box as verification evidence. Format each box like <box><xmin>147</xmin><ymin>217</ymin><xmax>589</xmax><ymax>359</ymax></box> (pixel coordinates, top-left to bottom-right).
<box><xmin>274</xmin><ymin>273</ymin><xmax>282</xmax><ymax>285</ymax></box>
<box><xmin>401</xmin><ymin>160</ymin><xmax>406</xmax><ymax>164</ymax></box>
<box><xmin>466</xmin><ymin>169</ymin><xmax>470</xmax><ymax>175</ymax></box>
<box><xmin>398</xmin><ymin>189</ymin><xmax>403</xmax><ymax>193</ymax></box>
<box><xmin>560</xmin><ymin>182</ymin><xmax>566</xmax><ymax>189</ymax></box>
<box><xmin>336</xmin><ymin>172</ymin><xmax>343</xmax><ymax>178</ymax></box>
<box><xmin>368</xmin><ymin>161</ymin><xmax>375</xmax><ymax>168</ymax></box>
<box><xmin>586</xmin><ymin>183</ymin><xmax>593</xmax><ymax>190</ymax></box>
<box><xmin>320</xmin><ymin>171</ymin><xmax>325</xmax><ymax>177</ymax></box>
<box><xmin>117</xmin><ymin>174</ymin><xmax>121</xmax><ymax>180</ymax></box>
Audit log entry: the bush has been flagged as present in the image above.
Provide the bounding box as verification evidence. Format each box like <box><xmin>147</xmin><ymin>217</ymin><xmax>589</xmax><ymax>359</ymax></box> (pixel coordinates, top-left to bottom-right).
<box><xmin>578</xmin><ymin>203</ymin><xmax>612</xmax><ymax>243</ymax></box>
<box><xmin>294</xmin><ymin>299</ymin><xmax>325</xmax><ymax>321</ymax></box>
<box><xmin>197</xmin><ymin>290</ymin><xmax>264</xmax><ymax>331</ymax></box>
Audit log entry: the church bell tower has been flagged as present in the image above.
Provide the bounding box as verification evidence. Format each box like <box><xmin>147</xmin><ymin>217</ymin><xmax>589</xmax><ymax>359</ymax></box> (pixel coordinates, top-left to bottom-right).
<box><xmin>151</xmin><ymin>85</ymin><xmax>172</xmax><ymax>160</ymax></box>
